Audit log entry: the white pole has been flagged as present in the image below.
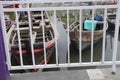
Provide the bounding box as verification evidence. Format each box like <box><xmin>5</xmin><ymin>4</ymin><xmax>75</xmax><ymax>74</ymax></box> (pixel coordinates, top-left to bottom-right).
<box><xmin>54</xmin><ymin>10</ymin><xmax>59</xmax><ymax>65</ymax></box>
<box><xmin>15</xmin><ymin>11</ymin><xmax>24</xmax><ymax>66</ymax></box>
<box><xmin>67</xmin><ymin>10</ymin><xmax>70</xmax><ymax>64</ymax></box>
<box><xmin>79</xmin><ymin>9</ymin><xmax>82</xmax><ymax>63</ymax></box>
<box><xmin>91</xmin><ymin>9</ymin><xmax>95</xmax><ymax>63</ymax></box>
<box><xmin>102</xmin><ymin>8</ymin><xmax>107</xmax><ymax>63</ymax></box>
<box><xmin>112</xmin><ymin>1</ymin><xmax>120</xmax><ymax>74</ymax></box>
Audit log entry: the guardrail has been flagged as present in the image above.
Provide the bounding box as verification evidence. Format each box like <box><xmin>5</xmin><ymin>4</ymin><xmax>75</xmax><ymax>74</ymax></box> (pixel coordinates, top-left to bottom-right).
<box><xmin>0</xmin><ymin>0</ymin><xmax>120</xmax><ymax>74</ymax></box>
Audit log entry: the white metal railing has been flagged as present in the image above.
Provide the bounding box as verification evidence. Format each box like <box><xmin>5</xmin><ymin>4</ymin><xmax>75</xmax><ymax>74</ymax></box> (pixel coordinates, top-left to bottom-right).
<box><xmin>0</xmin><ymin>0</ymin><xmax>120</xmax><ymax>73</ymax></box>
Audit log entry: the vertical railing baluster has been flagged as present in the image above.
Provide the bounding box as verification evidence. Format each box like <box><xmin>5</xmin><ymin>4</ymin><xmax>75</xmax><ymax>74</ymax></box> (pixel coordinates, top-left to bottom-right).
<box><xmin>27</xmin><ymin>3</ymin><xmax>35</xmax><ymax>66</ymax></box>
<box><xmin>102</xmin><ymin>8</ymin><xmax>107</xmax><ymax>63</ymax></box>
<box><xmin>54</xmin><ymin>10</ymin><xmax>59</xmax><ymax>65</ymax></box>
<box><xmin>91</xmin><ymin>9</ymin><xmax>95</xmax><ymax>63</ymax></box>
<box><xmin>79</xmin><ymin>9</ymin><xmax>82</xmax><ymax>63</ymax></box>
<box><xmin>41</xmin><ymin>10</ymin><xmax>47</xmax><ymax>65</ymax></box>
<box><xmin>15</xmin><ymin>11</ymin><xmax>23</xmax><ymax>66</ymax></box>
<box><xmin>112</xmin><ymin>1</ymin><xmax>120</xmax><ymax>74</ymax></box>
<box><xmin>67</xmin><ymin>10</ymin><xmax>70</xmax><ymax>64</ymax></box>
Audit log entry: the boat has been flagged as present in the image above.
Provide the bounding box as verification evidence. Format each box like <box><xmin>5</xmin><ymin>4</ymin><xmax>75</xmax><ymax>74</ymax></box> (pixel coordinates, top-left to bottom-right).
<box><xmin>79</xmin><ymin>1</ymin><xmax>117</xmax><ymax>6</ymax></box>
<box><xmin>96</xmin><ymin>1</ymin><xmax>117</xmax><ymax>5</ymax></box>
<box><xmin>5</xmin><ymin>14</ymin><xmax>13</xmax><ymax>31</ymax></box>
<box><xmin>107</xmin><ymin>13</ymin><xmax>118</xmax><ymax>34</ymax></box>
<box><xmin>107</xmin><ymin>13</ymin><xmax>120</xmax><ymax>41</ymax></box>
<box><xmin>69</xmin><ymin>20</ymin><xmax>108</xmax><ymax>50</ymax></box>
<box><xmin>7</xmin><ymin>11</ymin><xmax>58</xmax><ymax>72</ymax></box>
<box><xmin>3</xmin><ymin>4</ymin><xmax>19</xmax><ymax>8</ymax></box>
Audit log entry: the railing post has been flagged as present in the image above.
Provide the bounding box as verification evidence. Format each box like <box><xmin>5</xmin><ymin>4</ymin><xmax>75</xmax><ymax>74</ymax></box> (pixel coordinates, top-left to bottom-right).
<box><xmin>112</xmin><ymin>1</ymin><xmax>120</xmax><ymax>74</ymax></box>
<box><xmin>0</xmin><ymin>18</ymin><xmax>10</xmax><ymax>80</ymax></box>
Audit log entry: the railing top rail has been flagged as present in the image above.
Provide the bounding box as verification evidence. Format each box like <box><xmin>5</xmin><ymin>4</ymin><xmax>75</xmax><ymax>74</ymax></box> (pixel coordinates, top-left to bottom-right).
<box><xmin>0</xmin><ymin>0</ymin><xmax>119</xmax><ymax>4</ymax></box>
<box><xmin>2</xmin><ymin>5</ymin><xmax>118</xmax><ymax>12</ymax></box>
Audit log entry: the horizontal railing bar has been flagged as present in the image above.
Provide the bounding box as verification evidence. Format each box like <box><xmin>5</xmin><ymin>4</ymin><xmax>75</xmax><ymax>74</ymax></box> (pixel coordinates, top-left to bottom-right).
<box><xmin>0</xmin><ymin>0</ymin><xmax>115</xmax><ymax>4</ymax></box>
<box><xmin>10</xmin><ymin>61</ymin><xmax>120</xmax><ymax>70</ymax></box>
<box><xmin>3</xmin><ymin>5</ymin><xmax>118</xmax><ymax>12</ymax></box>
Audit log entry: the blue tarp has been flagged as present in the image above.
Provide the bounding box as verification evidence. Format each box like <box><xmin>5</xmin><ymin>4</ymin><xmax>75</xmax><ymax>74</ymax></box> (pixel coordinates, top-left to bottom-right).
<box><xmin>84</xmin><ymin>20</ymin><xmax>98</xmax><ymax>30</ymax></box>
